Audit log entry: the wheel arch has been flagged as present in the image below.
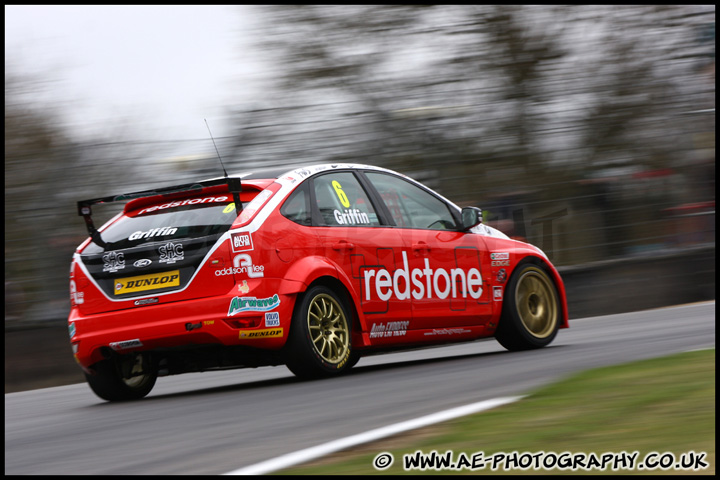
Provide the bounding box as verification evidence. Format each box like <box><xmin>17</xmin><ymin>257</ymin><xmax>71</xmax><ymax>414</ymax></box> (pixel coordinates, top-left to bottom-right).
<box><xmin>507</xmin><ymin>255</ymin><xmax>569</xmax><ymax>329</ymax></box>
<box><xmin>302</xmin><ymin>275</ymin><xmax>365</xmax><ymax>348</ymax></box>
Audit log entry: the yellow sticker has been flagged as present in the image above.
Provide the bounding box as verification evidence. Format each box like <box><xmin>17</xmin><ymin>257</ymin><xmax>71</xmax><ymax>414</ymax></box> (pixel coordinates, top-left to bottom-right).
<box><xmin>239</xmin><ymin>328</ymin><xmax>283</xmax><ymax>339</ymax></box>
<box><xmin>114</xmin><ymin>270</ymin><xmax>180</xmax><ymax>295</ymax></box>
<box><xmin>332</xmin><ymin>180</ymin><xmax>351</xmax><ymax>208</ymax></box>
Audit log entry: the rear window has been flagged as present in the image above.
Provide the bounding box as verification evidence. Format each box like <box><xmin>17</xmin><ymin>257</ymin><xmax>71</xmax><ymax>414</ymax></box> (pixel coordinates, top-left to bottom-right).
<box><xmin>82</xmin><ymin>198</ymin><xmax>246</xmax><ymax>255</ymax></box>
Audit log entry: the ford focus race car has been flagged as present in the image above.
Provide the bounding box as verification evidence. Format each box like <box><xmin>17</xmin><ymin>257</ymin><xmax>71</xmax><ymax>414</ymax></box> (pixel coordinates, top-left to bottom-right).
<box><xmin>68</xmin><ymin>164</ymin><xmax>568</xmax><ymax>401</ymax></box>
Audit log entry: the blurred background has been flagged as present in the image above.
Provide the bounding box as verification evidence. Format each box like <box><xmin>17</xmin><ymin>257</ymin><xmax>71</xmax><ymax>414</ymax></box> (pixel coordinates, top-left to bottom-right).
<box><xmin>4</xmin><ymin>6</ymin><xmax>714</xmax><ymax>389</ymax></box>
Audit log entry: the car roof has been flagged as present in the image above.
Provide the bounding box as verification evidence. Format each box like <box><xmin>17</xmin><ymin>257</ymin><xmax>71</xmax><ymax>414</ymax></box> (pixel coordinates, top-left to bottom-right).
<box><xmin>204</xmin><ymin>163</ymin><xmax>394</xmax><ymax>182</ymax></box>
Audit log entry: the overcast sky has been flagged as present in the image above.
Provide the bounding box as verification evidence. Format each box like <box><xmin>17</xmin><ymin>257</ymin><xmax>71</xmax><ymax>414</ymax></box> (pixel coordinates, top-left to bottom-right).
<box><xmin>5</xmin><ymin>5</ymin><xmax>266</xmax><ymax>141</ymax></box>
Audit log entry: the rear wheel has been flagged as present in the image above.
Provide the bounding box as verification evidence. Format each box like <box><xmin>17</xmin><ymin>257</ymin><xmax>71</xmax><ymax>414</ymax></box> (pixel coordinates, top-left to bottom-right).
<box><xmin>285</xmin><ymin>285</ymin><xmax>353</xmax><ymax>379</ymax></box>
<box><xmin>495</xmin><ymin>262</ymin><xmax>560</xmax><ymax>351</ymax></box>
<box><xmin>85</xmin><ymin>352</ymin><xmax>157</xmax><ymax>401</ymax></box>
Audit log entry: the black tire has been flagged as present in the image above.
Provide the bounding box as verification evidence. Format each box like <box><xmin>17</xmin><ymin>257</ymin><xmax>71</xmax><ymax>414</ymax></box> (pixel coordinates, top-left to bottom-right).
<box><xmin>85</xmin><ymin>352</ymin><xmax>157</xmax><ymax>402</ymax></box>
<box><xmin>285</xmin><ymin>285</ymin><xmax>353</xmax><ymax>379</ymax></box>
<box><xmin>495</xmin><ymin>262</ymin><xmax>560</xmax><ymax>351</ymax></box>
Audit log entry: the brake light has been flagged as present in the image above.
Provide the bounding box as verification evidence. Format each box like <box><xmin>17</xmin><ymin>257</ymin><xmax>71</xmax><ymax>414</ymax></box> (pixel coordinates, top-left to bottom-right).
<box><xmin>232</xmin><ymin>183</ymin><xmax>281</xmax><ymax>228</ymax></box>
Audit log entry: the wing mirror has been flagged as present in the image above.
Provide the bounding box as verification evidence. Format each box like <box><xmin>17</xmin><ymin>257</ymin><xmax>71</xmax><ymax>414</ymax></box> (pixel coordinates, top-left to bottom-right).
<box><xmin>461</xmin><ymin>206</ymin><xmax>483</xmax><ymax>231</ymax></box>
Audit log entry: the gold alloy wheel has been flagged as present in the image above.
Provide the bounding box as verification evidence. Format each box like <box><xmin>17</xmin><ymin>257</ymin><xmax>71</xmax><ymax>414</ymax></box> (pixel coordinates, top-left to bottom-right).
<box><xmin>307</xmin><ymin>293</ymin><xmax>350</xmax><ymax>364</ymax></box>
<box><xmin>515</xmin><ymin>267</ymin><xmax>558</xmax><ymax>339</ymax></box>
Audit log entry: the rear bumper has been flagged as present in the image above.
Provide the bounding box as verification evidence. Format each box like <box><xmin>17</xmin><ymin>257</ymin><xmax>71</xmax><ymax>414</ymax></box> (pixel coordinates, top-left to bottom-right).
<box><xmin>68</xmin><ymin>292</ymin><xmax>296</xmax><ymax>371</ymax></box>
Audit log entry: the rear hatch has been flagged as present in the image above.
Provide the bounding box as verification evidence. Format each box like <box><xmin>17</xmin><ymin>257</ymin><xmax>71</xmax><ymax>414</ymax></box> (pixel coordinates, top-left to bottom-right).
<box><xmin>76</xmin><ymin>183</ymin><xmax>268</xmax><ymax>314</ymax></box>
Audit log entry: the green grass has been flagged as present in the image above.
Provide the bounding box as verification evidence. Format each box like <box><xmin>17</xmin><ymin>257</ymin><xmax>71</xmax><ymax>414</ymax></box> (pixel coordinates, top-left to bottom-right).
<box><xmin>277</xmin><ymin>349</ymin><xmax>715</xmax><ymax>475</ymax></box>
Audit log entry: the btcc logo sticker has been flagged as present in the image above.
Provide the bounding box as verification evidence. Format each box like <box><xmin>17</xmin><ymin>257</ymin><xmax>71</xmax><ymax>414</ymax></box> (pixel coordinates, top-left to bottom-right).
<box><xmin>240</xmin><ymin>328</ymin><xmax>283</xmax><ymax>339</ymax></box>
<box><xmin>114</xmin><ymin>270</ymin><xmax>180</xmax><ymax>295</ymax></box>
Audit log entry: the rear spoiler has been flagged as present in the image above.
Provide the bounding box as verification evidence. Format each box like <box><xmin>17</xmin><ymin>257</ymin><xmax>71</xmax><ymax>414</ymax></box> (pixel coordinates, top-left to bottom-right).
<box><xmin>77</xmin><ymin>177</ymin><xmax>242</xmax><ymax>249</ymax></box>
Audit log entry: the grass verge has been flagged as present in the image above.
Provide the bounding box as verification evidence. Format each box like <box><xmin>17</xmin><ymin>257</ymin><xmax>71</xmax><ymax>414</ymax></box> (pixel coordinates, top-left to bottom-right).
<box><xmin>277</xmin><ymin>349</ymin><xmax>715</xmax><ymax>475</ymax></box>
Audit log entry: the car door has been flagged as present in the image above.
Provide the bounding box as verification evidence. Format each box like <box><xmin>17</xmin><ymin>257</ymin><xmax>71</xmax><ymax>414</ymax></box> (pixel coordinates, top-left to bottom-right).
<box><xmin>309</xmin><ymin>170</ymin><xmax>413</xmax><ymax>342</ymax></box>
<box><xmin>362</xmin><ymin>171</ymin><xmax>494</xmax><ymax>331</ymax></box>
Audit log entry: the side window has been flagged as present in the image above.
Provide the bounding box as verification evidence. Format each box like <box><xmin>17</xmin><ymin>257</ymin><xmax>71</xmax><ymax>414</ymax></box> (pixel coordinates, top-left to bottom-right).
<box><xmin>313</xmin><ymin>172</ymin><xmax>381</xmax><ymax>226</ymax></box>
<box><xmin>280</xmin><ymin>183</ymin><xmax>311</xmax><ymax>226</ymax></box>
<box><xmin>365</xmin><ymin>172</ymin><xmax>457</xmax><ymax>230</ymax></box>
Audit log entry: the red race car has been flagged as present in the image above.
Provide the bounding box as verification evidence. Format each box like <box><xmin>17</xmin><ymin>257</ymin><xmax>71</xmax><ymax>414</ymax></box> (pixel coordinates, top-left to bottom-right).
<box><xmin>68</xmin><ymin>164</ymin><xmax>568</xmax><ymax>401</ymax></box>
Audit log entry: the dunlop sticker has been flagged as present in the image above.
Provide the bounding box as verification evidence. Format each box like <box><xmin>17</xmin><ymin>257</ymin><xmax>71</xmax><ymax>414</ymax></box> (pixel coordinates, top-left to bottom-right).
<box><xmin>240</xmin><ymin>328</ymin><xmax>283</xmax><ymax>339</ymax></box>
<box><xmin>114</xmin><ymin>270</ymin><xmax>180</xmax><ymax>295</ymax></box>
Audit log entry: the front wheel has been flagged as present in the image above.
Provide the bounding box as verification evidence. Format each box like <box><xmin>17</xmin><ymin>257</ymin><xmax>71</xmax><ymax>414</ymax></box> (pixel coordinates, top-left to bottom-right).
<box><xmin>85</xmin><ymin>352</ymin><xmax>157</xmax><ymax>401</ymax></box>
<box><xmin>285</xmin><ymin>285</ymin><xmax>353</xmax><ymax>379</ymax></box>
<box><xmin>495</xmin><ymin>262</ymin><xmax>560</xmax><ymax>351</ymax></box>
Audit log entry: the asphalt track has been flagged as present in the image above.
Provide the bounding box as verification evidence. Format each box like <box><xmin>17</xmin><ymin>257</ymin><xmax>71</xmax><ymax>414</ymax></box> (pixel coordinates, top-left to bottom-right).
<box><xmin>4</xmin><ymin>301</ymin><xmax>715</xmax><ymax>475</ymax></box>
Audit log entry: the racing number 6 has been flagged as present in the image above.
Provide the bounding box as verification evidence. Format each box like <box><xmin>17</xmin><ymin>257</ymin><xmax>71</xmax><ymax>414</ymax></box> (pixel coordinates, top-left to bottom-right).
<box><xmin>332</xmin><ymin>180</ymin><xmax>351</xmax><ymax>208</ymax></box>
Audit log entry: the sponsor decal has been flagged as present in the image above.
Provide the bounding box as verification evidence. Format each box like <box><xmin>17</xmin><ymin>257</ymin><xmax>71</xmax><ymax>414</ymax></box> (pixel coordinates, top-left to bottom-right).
<box><xmin>496</xmin><ymin>268</ymin><xmax>507</xmax><ymax>283</ymax></box>
<box><xmin>493</xmin><ymin>286</ymin><xmax>503</xmax><ymax>301</ymax></box>
<box><xmin>332</xmin><ymin>180</ymin><xmax>351</xmax><ymax>207</ymax></box>
<box><xmin>490</xmin><ymin>252</ymin><xmax>510</xmax><ymax>267</ymax></box>
<box><xmin>137</xmin><ymin>196</ymin><xmax>229</xmax><ymax>215</ymax></box>
<box><xmin>133</xmin><ymin>259</ymin><xmax>152</xmax><ymax>268</ymax></box>
<box><xmin>68</xmin><ymin>322</ymin><xmax>76</xmax><ymax>339</ymax></box>
<box><xmin>234</xmin><ymin>253</ymin><xmax>264</xmax><ymax>278</ymax></box>
<box><xmin>363</xmin><ymin>251</ymin><xmax>482</xmax><ymax>302</ymax></box>
<box><xmin>240</xmin><ymin>328</ymin><xmax>283</xmax><ymax>339</ymax></box>
<box><xmin>231</xmin><ymin>232</ymin><xmax>254</xmax><ymax>252</ymax></box>
<box><xmin>215</xmin><ymin>254</ymin><xmax>264</xmax><ymax>278</ymax></box>
<box><xmin>238</xmin><ymin>280</ymin><xmax>249</xmax><ymax>294</ymax></box>
<box><xmin>369</xmin><ymin>321</ymin><xmax>409</xmax><ymax>338</ymax></box>
<box><xmin>102</xmin><ymin>251</ymin><xmax>125</xmax><ymax>272</ymax></box>
<box><xmin>158</xmin><ymin>242</ymin><xmax>184</xmax><ymax>264</ymax></box>
<box><xmin>228</xmin><ymin>294</ymin><xmax>281</xmax><ymax>316</ymax></box>
<box><xmin>424</xmin><ymin>328</ymin><xmax>472</xmax><ymax>336</ymax></box>
<box><xmin>134</xmin><ymin>297</ymin><xmax>159</xmax><ymax>306</ymax></box>
<box><xmin>69</xmin><ymin>280</ymin><xmax>84</xmax><ymax>305</ymax></box>
<box><xmin>129</xmin><ymin>227</ymin><xmax>177</xmax><ymax>241</ymax></box>
<box><xmin>333</xmin><ymin>208</ymin><xmax>370</xmax><ymax>225</ymax></box>
<box><xmin>265</xmin><ymin>311</ymin><xmax>280</xmax><ymax>327</ymax></box>
<box><xmin>114</xmin><ymin>270</ymin><xmax>180</xmax><ymax>295</ymax></box>
<box><xmin>109</xmin><ymin>339</ymin><xmax>143</xmax><ymax>350</ymax></box>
